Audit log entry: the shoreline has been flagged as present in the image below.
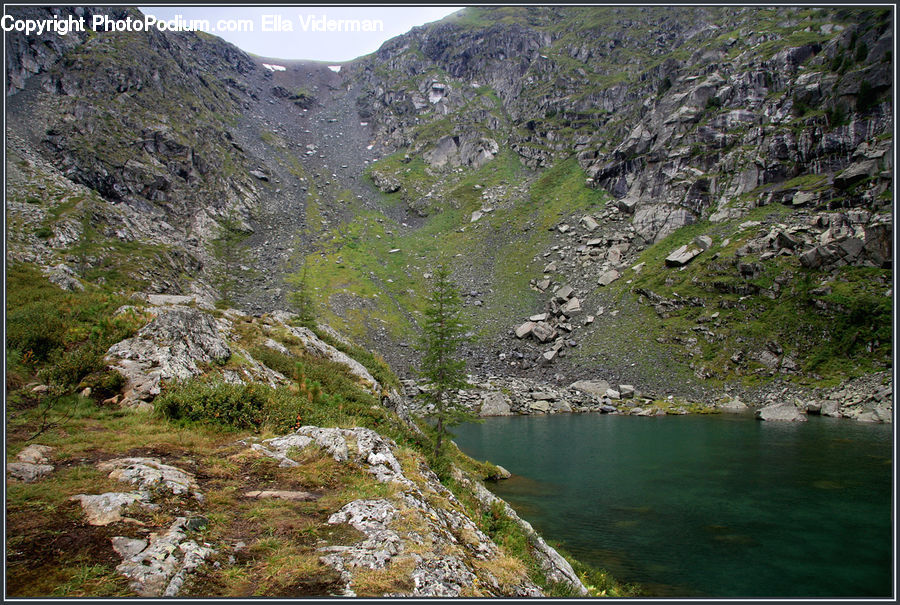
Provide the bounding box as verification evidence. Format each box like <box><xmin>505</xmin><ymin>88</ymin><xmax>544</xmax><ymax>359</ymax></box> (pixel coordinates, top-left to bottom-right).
<box><xmin>397</xmin><ymin>369</ymin><xmax>893</xmax><ymax>423</ymax></box>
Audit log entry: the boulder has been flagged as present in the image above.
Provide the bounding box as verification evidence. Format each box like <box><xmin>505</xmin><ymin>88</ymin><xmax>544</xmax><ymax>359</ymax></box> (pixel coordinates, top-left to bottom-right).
<box><xmin>540</xmin><ymin>350</ymin><xmax>557</xmax><ymax>364</ymax></box>
<box><xmin>834</xmin><ymin>159</ymin><xmax>878</xmax><ymax>189</ymax></box>
<box><xmin>16</xmin><ymin>444</ymin><xmax>53</xmax><ymax>464</ymax></box>
<box><xmin>555</xmin><ymin>284</ymin><xmax>574</xmax><ymax>301</ymax></box>
<box><xmin>531</xmin><ymin>392</ymin><xmax>556</xmax><ymax>401</ymax></box>
<box><xmin>694</xmin><ymin>235</ymin><xmax>713</xmax><ymax>251</ymax></box>
<box><xmin>487</xmin><ymin>465</ymin><xmax>512</xmax><ymax>481</ymax></box>
<box><xmin>370</xmin><ymin>170</ymin><xmax>401</xmax><ymax>193</ymax></box>
<box><xmin>6</xmin><ymin>462</ymin><xmax>54</xmax><ymax>482</ymax></box>
<box><xmin>70</xmin><ymin>491</ymin><xmax>150</xmax><ymax>526</ymax></box>
<box><xmin>569</xmin><ymin>380</ymin><xmax>610</xmax><ymax>397</ymax></box>
<box><xmin>755</xmin><ymin>401</ymin><xmax>807</xmax><ymax>422</ymax></box>
<box><xmin>618</xmin><ymin>385</ymin><xmax>635</xmax><ymax>399</ymax></box>
<box><xmin>479</xmin><ymin>392</ymin><xmax>512</xmax><ymax>416</ymax></box>
<box><xmin>665</xmin><ymin>244</ymin><xmax>703</xmax><ymax>267</ymax></box>
<box><xmin>43</xmin><ymin>263</ymin><xmax>84</xmax><ymax>291</ymax></box>
<box><xmin>531</xmin><ymin>322</ymin><xmax>557</xmax><ymax>343</ymax></box>
<box><xmin>820</xmin><ymin>399</ymin><xmax>842</xmax><ymax>417</ymax></box>
<box><xmin>606</xmin><ymin>389</ymin><xmax>621</xmax><ymax>400</ymax></box>
<box><xmin>111</xmin><ymin>537</ymin><xmax>149</xmax><ymax>559</ymax></box>
<box><xmin>530</xmin><ymin>400</ymin><xmax>552</xmax><ymax>413</ymax></box>
<box><xmin>105</xmin><ymin>307</ymin><xmax>231</xmax><ymax>404</ymax></box>
<box><xmin>581</xmin><ymin>216</ymin><xmax>600</xmax><ymax>231</ymax></box>
<box><xmin>97</xmin><ymin>458</ymin><xmax>200</xmax><ymax>499</ymax></box>
<box><xmin>597</xmin><ymin>269</ymin><xmax>620</xmax><ymax>286</ymax></box>
<box><xmin>147</xmin><ymin>294</ymin><xmax>194</xmax><ymax>306</ymax></box>
<box><xmin>561</xmin><ymin>297</ymin><xmax>582</xmax><ymax>316</ymax></box>
<box><xmin>515</xmin><ymin>321</ymin><xmax>536</xmax><ymax>339</ymax></box>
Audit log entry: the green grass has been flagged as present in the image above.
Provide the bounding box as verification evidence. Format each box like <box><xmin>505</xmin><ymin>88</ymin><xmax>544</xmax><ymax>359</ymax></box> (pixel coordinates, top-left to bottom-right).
<box><xmin>594</xmin><ymin>204</ymin><xmax>892</xmax><ymax>387</ymax></box>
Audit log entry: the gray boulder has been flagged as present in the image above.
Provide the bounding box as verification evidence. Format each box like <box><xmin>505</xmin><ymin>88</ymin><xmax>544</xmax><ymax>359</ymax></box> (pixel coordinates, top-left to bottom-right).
<box><xmin>515</xmin><ymin>321</ymin><xmax>536</xmax><ymax>339</ymax></box>
<box><xmin>569</xmin><ymin>380</ymin><xmax>610</xmax><ymax>398</ymax></box>
<box><xmin>597</xmin><ymin>269</ymin><xmax>620</xmax><ymax>286</ymax></box>
<box><xmin>531</xmin><ymin>322</ymin><xmax>557</xmax><ymax>343</ymax></box>
<box><xmin>16</xmin><ymin>444</ymin><xmax>53</xmax><ymax>464</ymax></box>
<box><xmin>97</xmin><ymin>457</ymin><xmax>201</xmax><ymax>499</ymax></box>
<box><xmin>370</xmin><ymin>169</ymin><xmax>401</xmax><ymax>193</ymax></box>
<box><xmin>820</xmin><ymin>399</ymin><xmax>842</xmax><ymax>417</ymax></box>
<box><xmin>665</xmin><ymin>243</ymin><xmax>703</xmax><ymax>267</ymax></box>
<box><xmin>6</xmin><ymin>462</ymin><xmax>54</xmax><ymax>482</ymax></box>
<box><xmin>755</xmin><ymin>401</ymin><xmax>807</xmax><ymax>422</ymax></box>
<box><xmin>581</xmin><ymin>216</ymin><xmax>599</xmax><ymax>231</ymax></box>
<box><xmin>479</xmin><ymin>392</ymin><xmax>513</xmax><ymax>416</ymax></box>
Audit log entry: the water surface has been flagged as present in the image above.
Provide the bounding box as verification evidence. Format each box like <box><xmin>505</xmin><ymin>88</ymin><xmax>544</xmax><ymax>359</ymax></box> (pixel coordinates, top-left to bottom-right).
<box><xmin>453</xmin><ymin>413</ymin><xmax>893</xmax><ymax>597</ymax></box>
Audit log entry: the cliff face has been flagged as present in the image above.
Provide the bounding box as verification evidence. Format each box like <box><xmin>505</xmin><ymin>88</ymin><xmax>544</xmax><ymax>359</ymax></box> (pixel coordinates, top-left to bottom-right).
<box><xmin>5</xmin><ymin>5</ymin><xmax>894</xmax><ymax>395</ymax></box>
<box><xmin>350</xmin><ymin>6</ymin><xmax>892</xmax><ymax>240</ymax></box>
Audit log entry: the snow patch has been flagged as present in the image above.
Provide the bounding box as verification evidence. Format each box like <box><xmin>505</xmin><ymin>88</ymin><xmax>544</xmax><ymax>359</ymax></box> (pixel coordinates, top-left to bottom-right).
<box><xmin>328</xmin><ymin>65</ymin><xmax>342</xmax><ymax>73</ymax></box>
<box><xmin>263</xmin><ymin>63</ymin><xmax>286</xmax><ymax>72</ymax></box>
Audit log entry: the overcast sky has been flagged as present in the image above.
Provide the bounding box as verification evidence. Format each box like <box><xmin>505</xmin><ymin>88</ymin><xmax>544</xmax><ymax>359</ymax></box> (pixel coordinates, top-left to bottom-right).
<box><xmin>138</xmin><ymin>6</ymin><xmax>464</xmax><ymax>62</ymax></box>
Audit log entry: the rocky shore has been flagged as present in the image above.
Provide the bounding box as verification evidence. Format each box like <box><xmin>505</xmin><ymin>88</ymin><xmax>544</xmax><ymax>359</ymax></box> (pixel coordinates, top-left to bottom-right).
<box><xmin>399</xmin><ymin>371</ymin><xmax>893</xmax><ymax>423</ymax></box>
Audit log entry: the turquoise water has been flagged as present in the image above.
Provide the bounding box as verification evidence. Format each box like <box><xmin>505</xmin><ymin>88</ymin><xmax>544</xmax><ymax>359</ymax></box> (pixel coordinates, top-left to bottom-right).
<box><xmin>452</xmin><ymin>413</ymin><xmax>894</xmax><ymax>597</ymax></box>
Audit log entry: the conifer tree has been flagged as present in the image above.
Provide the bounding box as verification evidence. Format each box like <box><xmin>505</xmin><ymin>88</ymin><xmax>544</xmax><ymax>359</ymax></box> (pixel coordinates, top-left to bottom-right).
<box><xmin>286</xmin><ymin>258</ymin><xmax>316</xmax><ymax>328</ymax></box>
<box><xmin>418</xmin><ymin>264</ymin><xmax>473</xmax><ymax>460</ymax></box>
<box><xmin>208</xmin><ymin>210</ymin><xmax>253</xmax><ymax>308</ymax></box>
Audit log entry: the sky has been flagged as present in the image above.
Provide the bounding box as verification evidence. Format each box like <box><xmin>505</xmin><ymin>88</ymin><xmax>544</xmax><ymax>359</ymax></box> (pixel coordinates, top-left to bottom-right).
<box><xmin>138</xmin><ymin>6</ymin><xmax>465</xmax><ymax>62</ymax></box>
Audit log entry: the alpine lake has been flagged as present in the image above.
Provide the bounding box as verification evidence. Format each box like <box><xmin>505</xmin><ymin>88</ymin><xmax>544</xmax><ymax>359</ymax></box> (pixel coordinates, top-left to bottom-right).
<box><xmin>452</xmin><ymin>412</ymin><xmax>893</xmax><ymax>597</ymax></box>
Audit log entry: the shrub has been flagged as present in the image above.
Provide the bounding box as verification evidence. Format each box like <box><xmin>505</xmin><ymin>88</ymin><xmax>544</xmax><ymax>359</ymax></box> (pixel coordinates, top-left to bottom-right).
<box><xmin>6</xmin><ymin>302</ymin><xmax>67</xmax><ymax>360</ymax></box>
<box><xmin>154</xmin><ymin>378</ymin><xmax>304</xmax><ymax>432</ymax></box>
<box><xmin>250</xmin><ymin>346</ymin><xmax>297</xmax><ymax>379</ymax></box>
<box><xmin>155</xmin><ymin>379</ymin><xmax>273</xmax><ymax>430</ymax></box>
<box><xmin>80</xmin><ymin>369</ymin><xmax>126</xmax><ymax>400</ymax></box>
<box><xmin>39</xmin><ymin>342</ymin><xmax>107</xmax><ymax>388</ymax></box>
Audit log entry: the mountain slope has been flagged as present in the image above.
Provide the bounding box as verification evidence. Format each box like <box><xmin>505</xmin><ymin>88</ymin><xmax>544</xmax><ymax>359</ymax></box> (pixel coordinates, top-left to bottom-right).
<box><xmin>5</xmin><ymin>5</ymin><xmax>893</xmax><ymax>398</ymax></box>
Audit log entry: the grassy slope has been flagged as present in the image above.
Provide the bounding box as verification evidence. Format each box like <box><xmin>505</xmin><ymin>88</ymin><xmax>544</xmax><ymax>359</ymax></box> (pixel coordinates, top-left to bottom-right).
<box><xmin>5</xmin><ymin>265</ymin><xmax>637</xmax><ymax>597</ymax></box>
<box><xmin>588</xmin><ymin>203</ymin><xmax>892</xmax><ymax>390</ymax></box>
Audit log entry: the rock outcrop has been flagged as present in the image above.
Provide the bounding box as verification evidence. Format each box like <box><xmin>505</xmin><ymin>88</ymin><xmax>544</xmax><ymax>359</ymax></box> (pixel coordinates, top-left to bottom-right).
<box><xmin>249</xmin><ymin>426</ymin><xmax>567</xmax><ymax>597</ymax></box>
<box><xmin>105</xmin><ymin>306</ymin><xmax>232</xmax><ymax>408</ymax></box>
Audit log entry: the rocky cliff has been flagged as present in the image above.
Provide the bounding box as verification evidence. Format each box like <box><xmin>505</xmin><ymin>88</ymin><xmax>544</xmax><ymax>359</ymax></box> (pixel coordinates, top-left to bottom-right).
<box><xmin>5</xmin><ymin>6</ymin><xmax>893</xmax><ymax>403</ymax></box>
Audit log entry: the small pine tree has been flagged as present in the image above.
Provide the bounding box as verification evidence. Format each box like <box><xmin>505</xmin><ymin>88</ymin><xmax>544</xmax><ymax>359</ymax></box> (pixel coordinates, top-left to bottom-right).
<box><xmin>73</xmin><ymin>204</ymin><xmax>97</xmax><ymax>277</ymax></box>
<box><xmin>286</xmin><ymin>259</ymin><xmax>316</xmax><ymax>327</ymax></box>
<box><xmin>418</xmin><ymin>264</ymin><xmax>474</xmax><ymax>460</ymax></box>
<box><xmin>208</xmin><ymin>210</ymin><xmax>253</xmax><ymax>308</ymax></box>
